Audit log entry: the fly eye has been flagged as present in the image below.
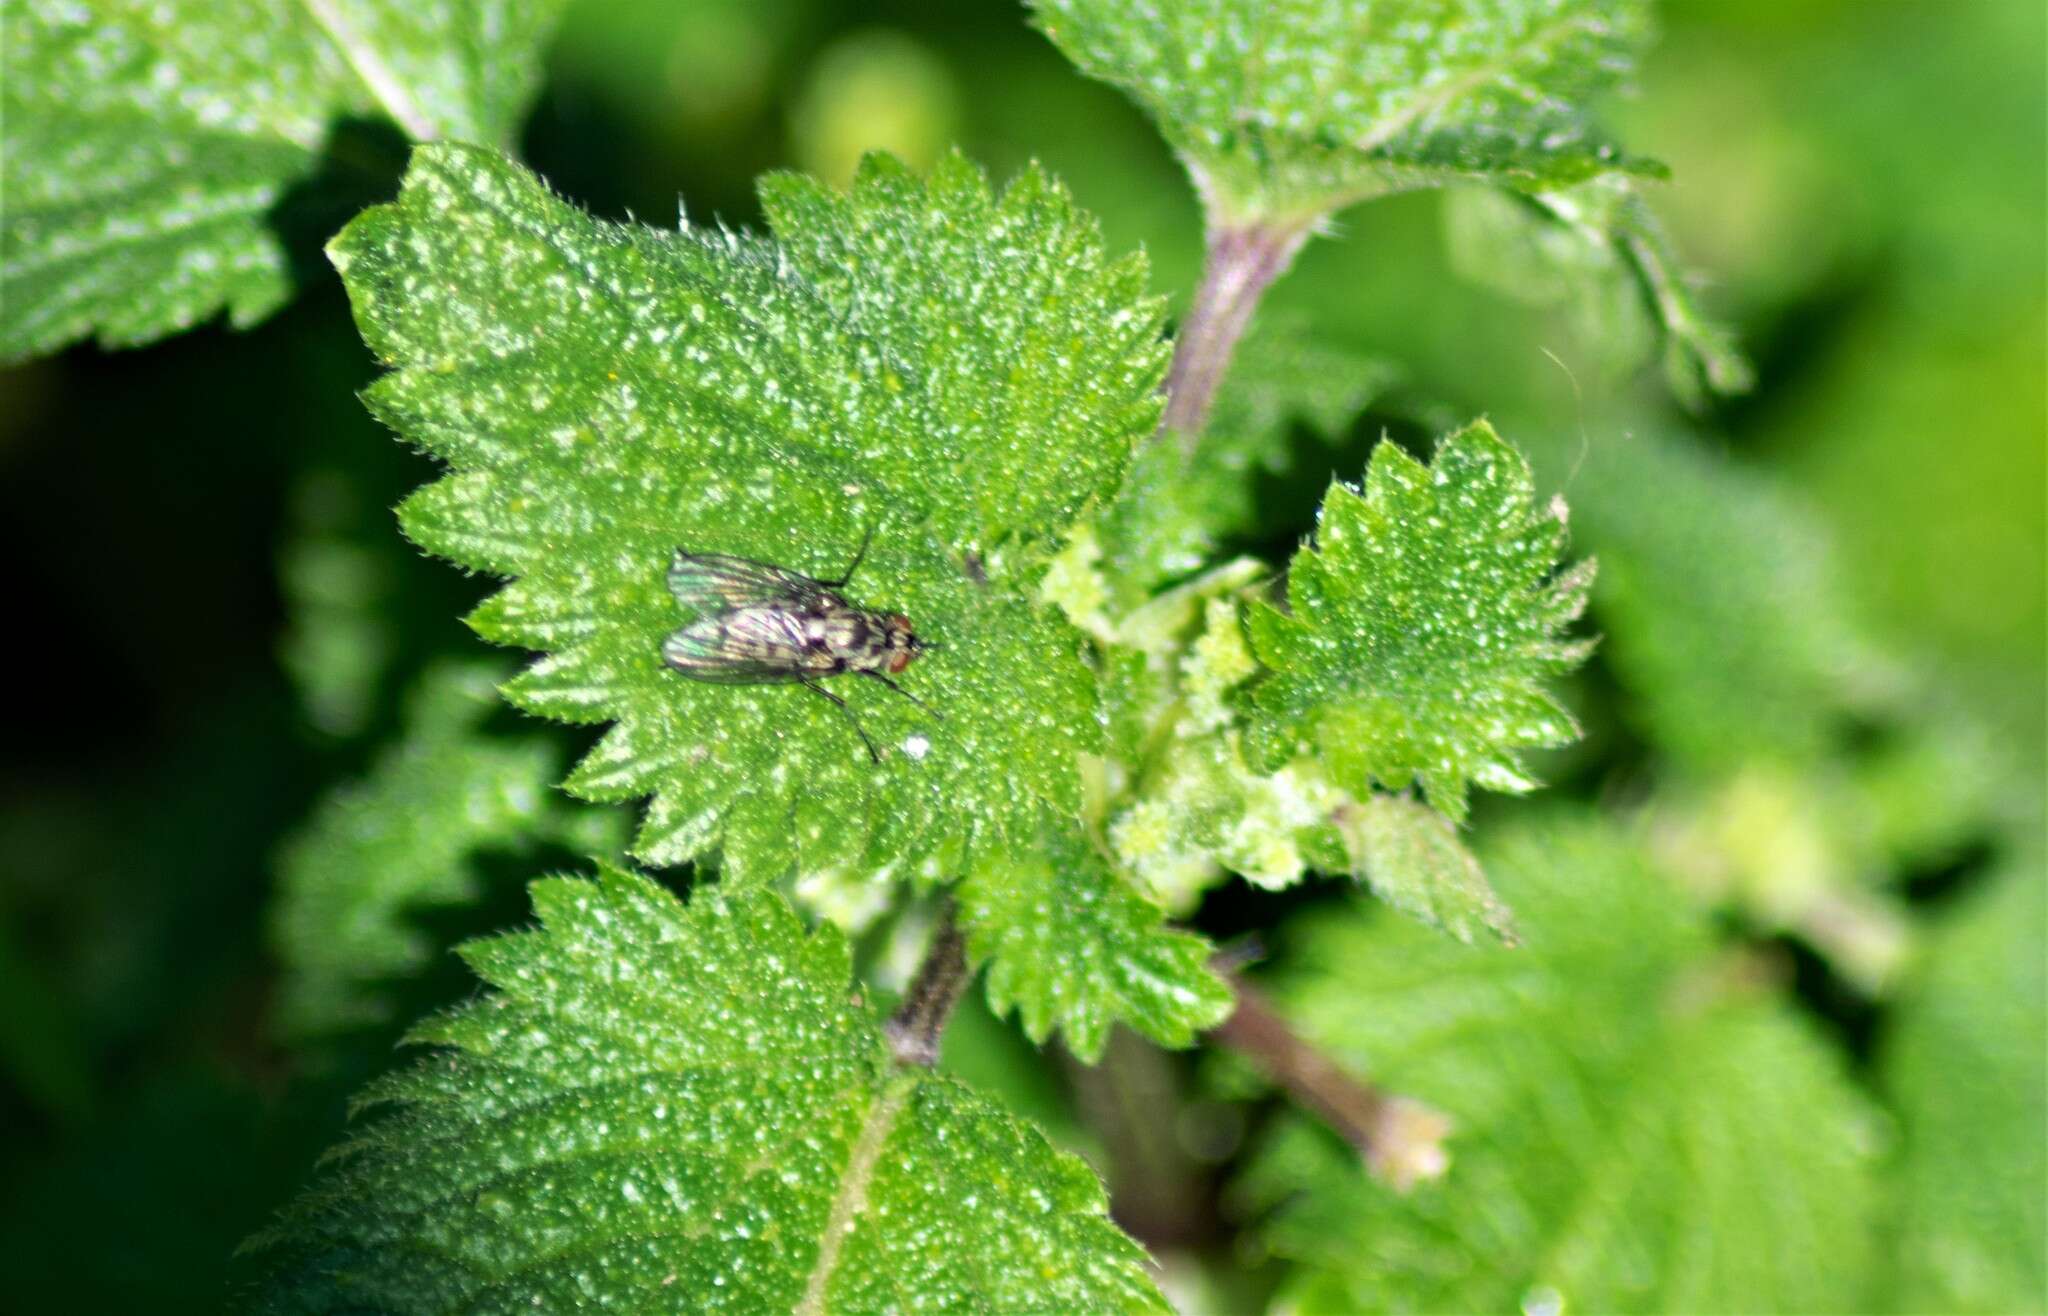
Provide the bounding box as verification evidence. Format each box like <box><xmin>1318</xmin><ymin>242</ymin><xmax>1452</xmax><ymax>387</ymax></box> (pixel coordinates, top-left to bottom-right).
<box><xmin>889</xmin><ymin>613</ymin><xmax>912</xmax><ymax>630</ymax></box>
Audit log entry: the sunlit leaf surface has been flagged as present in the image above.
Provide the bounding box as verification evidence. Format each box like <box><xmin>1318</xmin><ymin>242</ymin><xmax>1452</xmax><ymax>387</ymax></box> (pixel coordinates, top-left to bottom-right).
<box><xmin>1033</xmin><ymin>0</ymin><xmax>1657</xmax><ymax>223</ymax></box>
<box><xmin>959</xmin><ymin>821</ymin><xmax>1232</xmax><ymax>1062</ymax></box>
<box><xmin>330</xmin><ymin>143</ymin><xmax>1167</xmax><ymax>882</ymax></box>
<box><xmin>1</xmin><ymin>0</ymin><xmax>565</xmax><ymax>359</ymax></box>
<box><xmin>1245</xmin><ymin>421</ymin><xmax>1593</xmax><ymax>823</ymax></box>
<box><xmin>254</xmin><ymin>867</ymin><xmax>1168</xmax><ymax>1312</ymax></box>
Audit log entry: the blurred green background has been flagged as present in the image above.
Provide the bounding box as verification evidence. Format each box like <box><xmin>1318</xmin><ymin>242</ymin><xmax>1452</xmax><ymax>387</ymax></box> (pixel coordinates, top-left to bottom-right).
<box><xmin>0</xmin><ymin>1</ymin><xmax>2040</xmax><ymax>1309</ymax></box>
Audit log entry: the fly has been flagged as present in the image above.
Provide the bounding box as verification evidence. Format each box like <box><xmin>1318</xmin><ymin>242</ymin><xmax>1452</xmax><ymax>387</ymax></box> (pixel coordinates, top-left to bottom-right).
<box><xmin>662</xmin><ymin>526</ymin><xmax>938</xmax><ymax>763</ymax></box>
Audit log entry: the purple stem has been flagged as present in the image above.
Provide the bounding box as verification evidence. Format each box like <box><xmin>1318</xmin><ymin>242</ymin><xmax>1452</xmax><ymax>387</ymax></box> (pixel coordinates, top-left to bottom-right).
<box><xmin>1210</xmin><ymin>970</ymin><xmax>1452</xmax><ymax>1190</ymax></box>
<box><xmin>884</xmin><ymin>903</ymin><xmax>967</xmax><ymax>1068</ymax></box>
<box><xmin>1160</xmin><ymin>220</ymin><xmax>1314</xmax><ymax>448</ymax></box>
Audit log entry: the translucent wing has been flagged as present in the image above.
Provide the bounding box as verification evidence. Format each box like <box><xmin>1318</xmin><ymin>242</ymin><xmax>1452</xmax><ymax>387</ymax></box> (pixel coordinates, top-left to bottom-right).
<box><xmin>663</xmin><ymin>605</ymin><xmax>816</xmax><ymax>684</ymax></box>
<box><xmin>667</xmin><ymin>551</ymin><xmax>836</xmax><ymax>614</ymax></box>
<box><xmin>662</xmin><ymin>631</ymin><xmax>810</xmax><ymax>683</ymax></box>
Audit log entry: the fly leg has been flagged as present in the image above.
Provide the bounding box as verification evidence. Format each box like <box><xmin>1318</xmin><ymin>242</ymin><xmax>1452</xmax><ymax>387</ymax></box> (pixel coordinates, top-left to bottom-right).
<box><xmin>858</xmin><ymin>669</ymin><xmax>943</xmax><ymax>721</ymax></box>
<box><xmin>822</xmin><ymin>522</ymin><xmax>877</xmax><ymax>589</ymax></box>
<box><xmin>801</xmin><ymin>678</ymin><xmax>881</xmax><ymax>763</ymax></box>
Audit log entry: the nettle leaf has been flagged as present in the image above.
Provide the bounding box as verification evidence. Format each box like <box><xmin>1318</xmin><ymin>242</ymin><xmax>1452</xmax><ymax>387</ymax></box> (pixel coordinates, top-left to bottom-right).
<box><xmin>1333</xmin><ymin>792</ymin><xmax>1515</xmax><ymax>944</ymax></box>
<box><xmin>1100</xmin><ymin>316</ymin><xmax>1396</xmax><ymax>602</ymax></box>
<box><xmin>1240</xmin><ymin>814</ymin><xmax>1883</xmax><ymax>1314</ymax></box>
<box><xmin>1033</xmin><ymin>0</ymin><xmax>1658</xmax><ymax>224</ymax></box>
<box><xmin>330</xmin><ymin>144</ymin><xmax>1167</xmax><ymax>881</ymax></box>
<box><xmin>1882</xmin><ymin>857</ymin><xmax>2046</xmax><ymax>1313</ymax></box>
<box><xmin>1</xmin><ymin>0</ymin><xmax>567</xmax><ymax>361</ymax></box>
<box><xmin>252</xmin><ymin>868</ymin><xmax>1167</xmax><ymax>1312</ymax></box>
<box><xmin>757</xmin><ymin>157</ymin><xmax>1167</xmax><ymax>548</ymax></box>
<box><xmin>958</xmin><ymin>820</ymin><xmax>1232</xmax><ymax>1062</ymax></box>
<box><xmin>1077</xmin><ymin>456</ymin><xmax>1530</xmax><ymax>944</ymax></box>
<box><xmin>1245</xmin><ymin>421</ymin><xmax>1594</xmax><ymax>824</ymax></box>
<box><xmin>268</xmin><ymin>661</ymin><xmax>616</xmax><ymax>1042</ymax></box>
<box><xmin>1444</xmin><ymin>178</ymin><xmax>1753</xmax><ymax>406</ymax></box>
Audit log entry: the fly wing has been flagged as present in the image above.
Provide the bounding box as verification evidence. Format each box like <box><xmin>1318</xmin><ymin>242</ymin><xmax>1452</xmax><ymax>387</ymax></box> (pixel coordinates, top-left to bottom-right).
<box><xmin>668</xmin><ymin>551</ymin><xmax>832</xmax><ymax>614</ymax></box>
<box><xmin>663</xmin><ymin>612</ymin><xmax>810</xmax><ymax>684</ymax></box>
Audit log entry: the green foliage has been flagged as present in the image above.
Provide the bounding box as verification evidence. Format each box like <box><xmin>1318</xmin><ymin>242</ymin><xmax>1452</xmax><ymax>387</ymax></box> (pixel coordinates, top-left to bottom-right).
<box><xmin>1562</xmin><ymin>428</ymin><xmax>1893</xmax><ymax>773</ymax></box>
<box><xmin>277</xmin><ymin>472</ymin><xmax>400</xmax><ymax>738</ymax></box>
<box><xmin>0</xmin><ymin>0</ymin><xmax>567</xmax><ymax>361</ymax></box>
<box><xmin>1077</xmin><ymin>566</ymin><xmax>1358</xmax><ymax>908</ymax></box>
<box><xmin>1645</xmin><ymin>763</ymin><xmax>1916</xmax><ymax>992</ymax></box>
<box><xmin>1240</xmin><ymin>813</ymin><xmax>1883</xmax><ymax>1313</ymax></box>
<box><xmin>330</xmin><ymin>143</ymin><xmax>1166</xmax><ymax>882</ymax></box>
<box><xmin>1098</xmin><ymin>316</ymin><xmax>1397</xmax><ymax>602</ymax></box>
<box><xmin>1444</xmin><ymin>178</ymin><xmax>1753</xmax><ymax>405</ymax></box>
<box><xmin>1639</xmin><ymin>707</ymin><xmax>2007</xmax><ymax>996</ymax></box>
<box><xmin>1033</xmin><ymin>0</ymin><xmax>1658</xmax><ymax>224</ymax></box>
<box><xmin>6</xmin><ymin>0</ymin><xmax>2043</xmax><ymax>1310</ymax></box>
<box><xmin>268</xmin><ymin>662</ymin><xmax>615</xmax><ymax>1042</ymax></box>
<box><xmin>958</xmin><ymin>821</ymin><xmax>1232</xmax><ymax>1062</ymax></box>
<box><xmin>252</xmin><ymin>866</ymin><xmax>1167</xmax><ymax>1313</ymax></box>
<box><xmin>1547</xmin><ymin>429</ymin><xmax>2000</xmax><ymax>990</ymax></box>
<box><xmin>1245</xmin><ymin>421</ymin><xmax>1594</xmax><ymax>824</ymax></box>
<box><xmin>1204</xmin><ymin>316</ymin><xmax>1396</xmax><ymax>467</ymax></box>
<box><xmin>1060</xmin><ymin>413</ymin><xmax>1557</xmax><ymax>983</ymax></box>
<box><xmin>1882</xmin><ymin>858</ymin><xmax>2048</xmax><ymax>1313</ymax></box>
<box><xmin>276</xmin><ymin>530</ymin><xmax>392</xmax><ymax>739</ymax></box>
<box><xmin>1075</xmin><ymin>418</ymin><xmax>1560</xmax><ymax>944</ymax></box>
<box><xmin>1108</xmin><ymin>727</ymin><xmax>1344</xmax><ymax>907</ymax></box>
<box><xmin>1333</xmin><ymin>792</ymin><xmax>1515</xmax><ymax>944</ymax></box>
<box><xmin>754</xmin><ymin>155</ymin><xmax>1167</xmax><ymax>548</ymax></box>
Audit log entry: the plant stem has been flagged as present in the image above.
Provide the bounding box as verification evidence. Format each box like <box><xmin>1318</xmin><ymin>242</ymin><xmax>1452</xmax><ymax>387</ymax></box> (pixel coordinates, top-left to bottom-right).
<box><xmin>1160</xmin><ymin>219</ymin><xmax>1314</xmax><ymax>449</ymax></box>
<box><xmin>884</xmin><ymin>902</ymin><xmax>968</xmax><ymax>1068</ymax></box>
<box><xmin>1211</xmin><ymin>970</ymin><xmax>1453</xmax><ymax>1191</ymax></box>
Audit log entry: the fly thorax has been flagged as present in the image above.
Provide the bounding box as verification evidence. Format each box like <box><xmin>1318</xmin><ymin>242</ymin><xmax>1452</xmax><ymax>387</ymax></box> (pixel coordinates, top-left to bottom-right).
<box><xmin>821</xmin><ymin>612</ymin><xmax>870</xmax><ymax>657</ymax></box>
